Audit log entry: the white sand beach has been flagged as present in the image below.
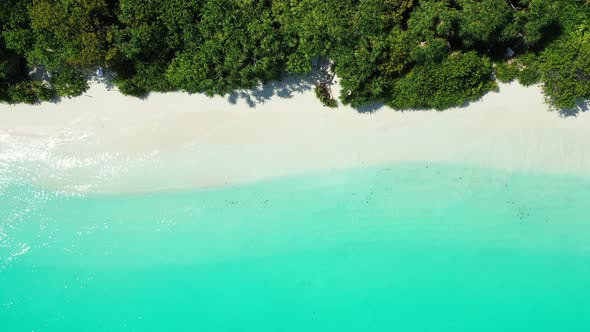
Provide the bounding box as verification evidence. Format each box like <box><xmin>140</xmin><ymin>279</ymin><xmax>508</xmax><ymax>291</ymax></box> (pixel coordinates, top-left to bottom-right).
<box><xmin>1</xmin><ymin>79</ymin><xmax>589</xmax><ymax>193</ymax></box>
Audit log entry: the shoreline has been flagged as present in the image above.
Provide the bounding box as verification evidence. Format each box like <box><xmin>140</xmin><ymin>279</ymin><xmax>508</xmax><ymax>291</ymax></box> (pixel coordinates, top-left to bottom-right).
<box><xmin>1</xmin><ymin>80</ymin><xmax>590</xmax><ymax>194</ymax></box>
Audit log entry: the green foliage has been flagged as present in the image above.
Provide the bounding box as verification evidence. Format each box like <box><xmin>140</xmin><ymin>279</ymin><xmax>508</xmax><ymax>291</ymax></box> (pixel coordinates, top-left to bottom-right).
<box><xmin>539</xmin><ymin>19</ymin><xmax>590</xmax><ymax>109</ymax></box>
<box><xmin>513</xmin><ymin>0</ymin><xmax>560</xmax><ymax>49</ymax></box>
<box><xmin>116</xmin><ymin>78</ymin><xmax>149</xmax><ymax>98</ymax></box>
<box><xmin>405</xmin><ymin>0</ymin><xmax>453</xmax><ymax>62</ymax></box>
<box><xmin>26</xmin><ymin>0</ymin><xmax>115</xmax><ymax>71</ymax></box>
<box><xmin>51</xmin><ymin>69</ymin><xmax>89</xmax><ymax>98</ymax></box>
<box><xmin>389</xmin><ymin>52</ymin><xmax>497</xmax><ymax>110</ymax></box>
<box><xmin>495</xmin><ymin>53</ymin><xmax>542</xmax><ymax>86</ymax></box>
<box><xmin>303</xmin><ymin>0</ymin><xmax>415</xmax><ymax>106</ymax></box>
<box><xmin>0</xmin><ymin>0</ymin><xmax>587</xmax><ymax>110</ymax></box>
<box><xmin>272</xmin><ymin>0</ymin><xmax>357</xmax><ymax>73</ymax></box>
<box><xmin>6</xmin><ymin>80</ymin><xmax>54</xmax><ymax>104</ymax></box>
<box><xmin>1</xmin><ymin>0</ymin><xmax>56</xmax><ymax>104</ymax></box>
<box><xmin>455</xmin><ymin>0</ymin><xmax>513</xmax><ymax>48</ymax></box>
<box><xmin>495</xmin><ymin>61</ymin><xmax>519</xmax><ymax>83</ymax></box>
<box><xmin>314</xmin><ymin>84</ymin><xmax>337</xmax><ymax>108</ymax></box>
<box><xmin>108</xmin><ymin>0</ymin><xmax>197</xmax><ymax>95</ymax></box>
<box><xmin>29</xmin><ymin>80</ymin><xmax>55</xmax><ymax>101</ymax></box>
<box><xmin>166</xmin><ymin>0</ymin><xmax>288</xmax><ymax>95</ymax></box>
<box><xmin>515</xmin><ymin>54</ymin><xmax>542</xmax><ymax>86</ymax></box>
<box><xmin>6</xmin><ymin>82</ymin><xmax>39</xmax><ymax>104</ymax></box>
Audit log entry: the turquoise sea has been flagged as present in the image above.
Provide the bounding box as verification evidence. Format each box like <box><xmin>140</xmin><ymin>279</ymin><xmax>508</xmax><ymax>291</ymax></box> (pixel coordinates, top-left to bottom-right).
<box><xmin>1</xmin><ymin>163</ymin><xmax>590</xmax><ymax>331</ymax></box>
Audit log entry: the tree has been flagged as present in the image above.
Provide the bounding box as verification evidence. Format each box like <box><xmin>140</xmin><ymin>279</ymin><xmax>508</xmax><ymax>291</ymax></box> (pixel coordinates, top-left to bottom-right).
<box><xmin>1</xmin><ymin>0</ymin><xmax>57</xmax><ymax>103</ymax></box>
<box><xmin>540</xmin><ymin>21</ymin><xmax>590</xmax><ymax>109</ymax></box>
<box><xmin>389</xmin><ymin>51</ymin><xmax>496</xmax><ymax>110</ymax></box>
<box><xmin>26</xmin><ymin>0</ymin><xmax>115</xmax><ymax>71</ymax></box>
<box><xmin>166</xmin><ymin>0</ymin><xmax>288</xmax><ymax>95</ymax></box>
<box><xmin>0</xmin><ymin>0</ymin><xmax>587</xmax><ymax>109</ymax></box>
<box><xmin>454</xmin><ymin>0</ymin><xmax>513</xmax><ymax>49</ymax></box>
<box><xmin>51</xmin><ymin>68</ymin><xmax>89</xmax><ymax>97</ymax></box>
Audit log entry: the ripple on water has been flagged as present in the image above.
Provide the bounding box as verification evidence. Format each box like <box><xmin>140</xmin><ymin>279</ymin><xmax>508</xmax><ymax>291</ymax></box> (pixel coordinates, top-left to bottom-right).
<box><xmin>0</xmin><ymin>131</ymin><xmax>163</xmax><ymax>269</ymax></box>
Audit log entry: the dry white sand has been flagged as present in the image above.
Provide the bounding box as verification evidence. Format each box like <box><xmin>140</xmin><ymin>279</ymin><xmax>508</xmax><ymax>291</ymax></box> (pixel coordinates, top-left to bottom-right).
<box><xmin>1</xmin><ymin>79</ymin><xmax>589</xmax><ymax>193</ymax></box>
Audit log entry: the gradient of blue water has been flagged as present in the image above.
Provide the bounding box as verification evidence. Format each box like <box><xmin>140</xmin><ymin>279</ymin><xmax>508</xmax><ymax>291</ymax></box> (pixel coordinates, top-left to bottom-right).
<box><xmin>1</xmin><ymin>163</ymin><xmax>590</xmax><ymax>331</ymax></box>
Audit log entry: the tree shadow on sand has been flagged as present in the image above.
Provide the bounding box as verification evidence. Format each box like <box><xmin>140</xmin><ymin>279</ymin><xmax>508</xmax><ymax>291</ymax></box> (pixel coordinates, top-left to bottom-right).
<box><xmin>226</xmin><ymin>61</ymin><xmax>330</xmax><ymax>108</ymax></box>
<box><xmin>90</xmin><ymin>69</ymin><xmax>117</xmax><ymax>91</ymax></box>
<box><xmin>558</xmin><ymin>99</ymin><xmax>589</xmax><ymax>118</ymax></box>
<box><xmin>355</xmin><ymin>102</ymin><xmax>386</xmax><ymax>114</ymax></box>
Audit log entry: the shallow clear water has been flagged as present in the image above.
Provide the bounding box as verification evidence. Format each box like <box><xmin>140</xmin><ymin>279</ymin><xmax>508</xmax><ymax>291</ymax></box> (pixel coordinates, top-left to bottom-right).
<box><xmin>1</xmin><ymin>163</ymin><xmax>590</xmax><ymax>331</ymax></box>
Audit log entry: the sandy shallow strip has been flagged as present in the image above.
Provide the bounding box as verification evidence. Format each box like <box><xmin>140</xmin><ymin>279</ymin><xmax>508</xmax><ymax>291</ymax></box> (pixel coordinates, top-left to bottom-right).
<box><xmin>1</xmin><ymin>80</ymin><xmax>590</xmax><ymax>193</ymax></box>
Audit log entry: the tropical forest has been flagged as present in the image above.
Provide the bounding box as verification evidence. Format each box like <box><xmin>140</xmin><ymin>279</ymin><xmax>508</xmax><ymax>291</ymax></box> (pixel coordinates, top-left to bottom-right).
<box><xmin>1</xmin><ymin>0</ymin><xmax>588</xmax><ymax>110</ymax></box>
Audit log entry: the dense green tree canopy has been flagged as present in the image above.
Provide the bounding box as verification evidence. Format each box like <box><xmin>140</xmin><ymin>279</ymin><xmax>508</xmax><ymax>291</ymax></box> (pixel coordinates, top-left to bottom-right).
<box><xmin>0</xmin><ymin>0</ymin><xmax>588</xmax><ymax>110</ymax></box>
<box><xmin>166</xmin><ymin>0</ymin><xmax>288</xmax><ymax>95</ymax></box>
<box><xmin>390</xmin><ymin>51</ymin><xmax>496</xmax><ymax>110</ymax></box>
